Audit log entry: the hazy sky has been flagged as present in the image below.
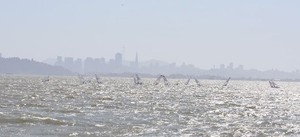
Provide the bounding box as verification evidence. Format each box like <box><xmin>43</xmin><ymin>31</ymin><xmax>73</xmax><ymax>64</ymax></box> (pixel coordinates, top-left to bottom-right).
<box><xmin>1</xmin><ymin>0</ymin><xmax>300</xmax><ymax>71</ymax></box>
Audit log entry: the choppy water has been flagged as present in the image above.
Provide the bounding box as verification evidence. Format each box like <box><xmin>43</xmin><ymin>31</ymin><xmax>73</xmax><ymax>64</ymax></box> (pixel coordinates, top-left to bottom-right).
<box><xmin>1</xmin><ymin>75</ymin><xmax>300</xmax><ymax>136</ymax></box>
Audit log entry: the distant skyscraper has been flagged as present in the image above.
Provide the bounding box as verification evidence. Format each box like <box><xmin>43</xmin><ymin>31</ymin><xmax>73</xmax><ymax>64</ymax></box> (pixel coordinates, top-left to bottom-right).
<box><xmin>99</xmin><ymin>57</ymin><xmax>107</xmax><ymax>73</ymax></box>
<box><xmin>237</xmin><ymin>65</ymin><xmax>244</xmax><ymax>70</ymax></box>
<box><xmin>94</xmin><ymin>58</ymin><xmax>102</xmax><ymax>72</ymax></box>
<box><xmin>220</xmin><ymin>64</ymin><xmax>225</xmax><ymax>70</ymax></box>
<box><xmin>135</xmin><ymin>52</ymin><xmax>139</xmax><ymax>68</ymax></box>
<box><xmin>115</xmin><ymin>53</ymin><xmax>122</xmax><ymax>67</ymax></box>
<box><xmin>0</xmin><ymin>53</ymin><xmax>2</xmax><ymax>58</ymax></box>
<box><xmin>74</xmin><ymin>59</ymin><xmax>83</xmax><ymax>73</ymax></box>
<box><xmin>64</xmin><ymin>57</ymin><xmax>74</xmax><ymax>71</ymax></box>
<box><xmin>228</xmin><ymin>62</ymin><xmax>234</xmax><ymax>69</ymax></box>
<box><xmin>100</xmin><ymin>58</ymin><xmax>106</xmax><ymax>64</ymax></box>
<box><xmin>108</xmin><ymin>59</ymin><xmax>114</xmax><ymax>65</ymax></box>
<box><xmin>57</xmin><ymin>56</ymin><xmax>62</xmax><ymax>61</ymax></box>
<box><xmin>84</xmin><ymin>57</ymin><xmax>94</xmax><ymax>73</ymax></box>
<box><xmin>54</xmin><ymin>56</ymin><xmax>63</xmax><ymax>66</ymax></box>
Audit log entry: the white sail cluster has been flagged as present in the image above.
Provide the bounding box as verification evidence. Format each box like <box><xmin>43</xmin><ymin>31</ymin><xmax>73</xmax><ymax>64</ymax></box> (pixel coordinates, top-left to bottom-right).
<box><xmin>68</xmin><ymin>74</ymin><xmax>281</xmax><ymax>89</ymax></box>
<box><xmin>269</xmin><ymin>80</ymin><xmax>280</xmax><ymax>88</ymax></box>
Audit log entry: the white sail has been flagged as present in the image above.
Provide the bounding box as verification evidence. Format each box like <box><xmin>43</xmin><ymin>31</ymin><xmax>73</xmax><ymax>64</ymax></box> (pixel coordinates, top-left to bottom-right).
<box><xmin>223</xmin><ymin>77</ymin><xmax>231</xmax><ymax>87</ymax></box>
<box><xmin>133</xmin><ymin>74</ymin><xmax>142</xmax><ymax>85</ymax></box>
<box><xmin>95</xmin><ymin>74</ymin><xmax>102</xmax><ymax>84</ymax></box>
<box><xmin>269</xmin><ymin>80</ymin><xmax>280</xmax><ymax>88</ymax></box>
<box><xmin>154</xmin><ymin>75</ymin><xmax>169</xmax><ymax>85</ymax></box>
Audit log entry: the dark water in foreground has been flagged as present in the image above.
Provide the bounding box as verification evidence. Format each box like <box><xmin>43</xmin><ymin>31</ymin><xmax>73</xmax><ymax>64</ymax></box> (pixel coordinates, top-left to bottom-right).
<box><xmin>1</xmin><ymin>75</ymin><xmax>300</xmax><ymax>136</ymax></box>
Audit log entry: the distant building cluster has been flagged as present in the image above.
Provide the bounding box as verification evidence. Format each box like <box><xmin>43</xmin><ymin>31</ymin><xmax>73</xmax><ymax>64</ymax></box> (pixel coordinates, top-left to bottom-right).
<box><xmin>53</xmin><ymin>52</ymin><xmax>201</xmax><ymax>75</ymax></box>
<box><xmin>216</xmin><ymin>63</ymin><xmax>244</xmax><ymax>71</ymax></box>
<box><xmin>2</xmin><ymin>51</ymin><xmax>300</xmax><ymax>80</ymax></box>
<box><xmin>209</xmin><ymin>62</ymin><xmax>246</xmax><ymax>78</ymax></box>
<box><xmin>54</xmin><ymin>52</ymin><xmax>139</xmax><ymax>74</ymax></box>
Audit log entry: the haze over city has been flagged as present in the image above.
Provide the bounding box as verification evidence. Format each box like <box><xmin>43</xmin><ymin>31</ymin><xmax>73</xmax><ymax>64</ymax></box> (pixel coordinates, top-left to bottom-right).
<box><xmin>1</xmin><ymin>0</ymin><xmax>300</xmax><ymax>72</ymax></box>
<box><xmin>3</xmin><ymin>1</ymin><xmax>300</xmax><ymax>136</ymax></box>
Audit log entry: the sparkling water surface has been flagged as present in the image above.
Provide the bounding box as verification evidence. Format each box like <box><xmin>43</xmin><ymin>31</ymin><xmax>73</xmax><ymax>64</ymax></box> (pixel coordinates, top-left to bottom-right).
<box><xmin>1</xmin><ymin>75</ymin><xmax>300</xmax><ymax>136</ymax></box>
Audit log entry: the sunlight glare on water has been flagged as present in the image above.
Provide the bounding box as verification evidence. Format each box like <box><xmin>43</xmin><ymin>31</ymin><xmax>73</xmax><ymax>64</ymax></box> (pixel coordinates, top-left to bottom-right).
<box><xmin>1</xmin><ymin>75</ymin><xmax>300</xmax><ymax>136</ymax></box>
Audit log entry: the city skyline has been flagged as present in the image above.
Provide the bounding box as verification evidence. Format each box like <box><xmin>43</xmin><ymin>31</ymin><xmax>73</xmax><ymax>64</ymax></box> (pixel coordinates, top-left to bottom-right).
<box><xmin>0</xmin><ymin>51</ymin><xmax>296</xmax><ymax>73</ymax></box>
<box><xmin>49</xmin><ymin>53</ymin><xmax>248</xmax><ymax>74</ymax></box>
<box><xmin>1</xmin><ymin>1</ymin><xmax>300</xmax><ymax>72</ymax></box>
<box><xmin>2</xmin><ymin>51</ymin><xmax>300</xmax><ymax>80</ymax></box>
<box><xmin>1</xmin><ymin>1</ymin><xmax>300</xmax><ymax>136</ymax></box>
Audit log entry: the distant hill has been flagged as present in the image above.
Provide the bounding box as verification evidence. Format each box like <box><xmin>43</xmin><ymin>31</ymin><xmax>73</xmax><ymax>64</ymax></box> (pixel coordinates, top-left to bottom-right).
<box><xmin>0</xmin><ymin>57</ymin><xmax>74</xmax><ymax>75</ymax></box>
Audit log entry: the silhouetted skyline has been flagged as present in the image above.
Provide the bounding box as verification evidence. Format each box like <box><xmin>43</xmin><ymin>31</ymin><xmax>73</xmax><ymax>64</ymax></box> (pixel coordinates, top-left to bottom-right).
<box><xmin>2</xmin><ymin>52</ymin><xmax>300</xmax><ymax>80</ymax></box>
<box><xmin>0</xmin><ymin>56</ymin><xmax>73</xmax><ymax>75</ymax></box>
<box><xmin>1</xmin><ymin>1</ymin><xmax>300</xmax><ymax>72</ymax></box>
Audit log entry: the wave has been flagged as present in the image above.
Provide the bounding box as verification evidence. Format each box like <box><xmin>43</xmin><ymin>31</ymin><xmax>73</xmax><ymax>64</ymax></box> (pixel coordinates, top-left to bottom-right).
<box><xmin>0</xmin><ymin>115</ymin><xmax>72</xmax><ymax>126</ymax></box>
